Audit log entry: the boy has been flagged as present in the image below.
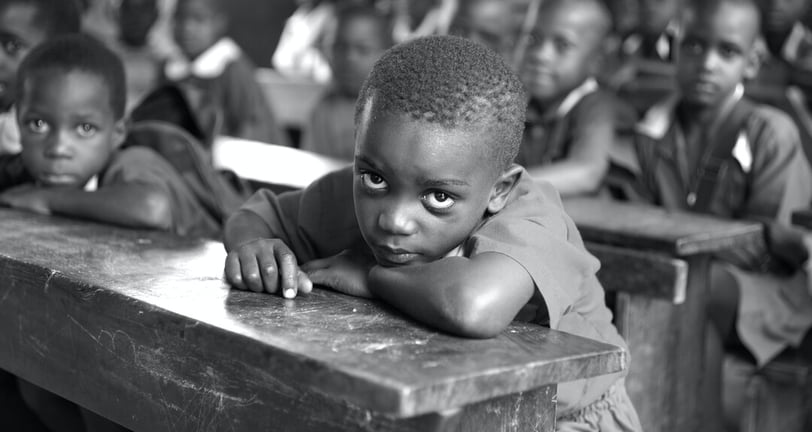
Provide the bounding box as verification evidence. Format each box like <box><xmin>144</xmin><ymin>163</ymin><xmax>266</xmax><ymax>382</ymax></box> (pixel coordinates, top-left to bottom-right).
<box><xmin>224</xmin><ymin>35</ymin><xmax>641</xmax><ymax>431</ymax></box>
<box><xmin>633</xmin><ymin>0</ymin><xmax>812</xmax><ymax>427</ymax></box>
<box><xmin>0</xmin><ymin>0</ymin><xmax>81</xmax><ymax>155</ymax></box>
<box><xmin>518</xmin><ymin>0</ymin><xmax>633</xmax><ymax>197</ymax></box>
<box><xmin>162</xmin><ymin>0</ymin><xmax>289</xmax><ymax>146</ymax></box>
<box><xmin>0</xmin><ymin>34</ymin><xmax>223</xmax><ymax>239</ymax></box>
<box><xmin>300</xmin><ymin>5</ymin><xmax>392</xmax><ymax>161</ymax></box>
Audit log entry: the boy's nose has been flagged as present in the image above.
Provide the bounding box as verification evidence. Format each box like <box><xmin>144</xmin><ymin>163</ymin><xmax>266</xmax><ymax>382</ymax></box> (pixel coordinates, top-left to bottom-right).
<box><xmin>44</xmin><ymin>133</ymin><xmax>73</xmax><ymax>159</ymax></box>
<box><xmin>527</xmin><ymin>40</ymin><xmax>556</xmax><ymax>63</ymax></box>
<box><xmin>700</xmin><ymin>49</ymin><xmax>721</xmax><ymax>71</ymax></box>
<box><xmin>377</xmin><ymin>204</ymin><xmax>418</xmax><ymax>236</ymax></box>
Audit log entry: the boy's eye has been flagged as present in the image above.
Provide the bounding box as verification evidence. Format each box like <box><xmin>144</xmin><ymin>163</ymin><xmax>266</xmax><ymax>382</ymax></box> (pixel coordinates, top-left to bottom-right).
<box><xmin>1</xmin><ymin>38</ymin><xmax>23</xmax><ymax>58</ymax></box>
<box><xmin>553</xmin><ymin>37</ymin><xmax>574</xmax><ymax>53</ymax></box>
<box><xmin>360</xmin><ymin>172</ymin><xmax>387</xmax><ymax>191</ymax></box>
<box><xmin>26</xmin><ymin>119</ymin><xmax>49</xmax><ymax>134</ymax></box>
<box><xmin>76</xmin><ymin>123</ymin><xmax>97</xmax><ymax>137</ymax></box>
<box><xmin>422</xmin><ymin>191</ymin><xmax>455</xmax><ymax>211</ymax></box>
<box><xmin>717</xmin><ymin>44</ymin><xmax>740</xmax><ymax>60</ymax></box>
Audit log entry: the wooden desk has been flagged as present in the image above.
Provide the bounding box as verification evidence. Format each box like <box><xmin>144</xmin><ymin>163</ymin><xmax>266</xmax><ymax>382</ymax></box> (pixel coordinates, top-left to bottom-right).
<box><xmin>0</xmin><ymin>209</ymin><xmax>625</xmax><ymax>432</ymax></box>
<box><xmin>564</xmin><ymin>197</ymin><xmax>763</xmax><ymax>432</ymax></box>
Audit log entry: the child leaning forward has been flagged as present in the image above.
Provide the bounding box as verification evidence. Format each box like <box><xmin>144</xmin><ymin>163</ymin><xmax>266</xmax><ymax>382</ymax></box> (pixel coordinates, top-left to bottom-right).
<box><xmin>224</xmin><ymin>35</ymin><xmax>641</xmax><ymax>432</ymax></box>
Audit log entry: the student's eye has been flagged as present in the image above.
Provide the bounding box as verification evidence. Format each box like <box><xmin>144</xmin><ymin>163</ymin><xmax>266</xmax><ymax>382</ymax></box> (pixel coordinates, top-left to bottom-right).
<box><xmin>360</xmin><ymin>172</ymin><xmax>387</xmax><ymax>191</ymax></box>
<box><xmin>26</xmin><ymin>119</ymin><xmax>49</xmax><ymax>134</ymax></box>
<box><xmin>1</xmin><ymin>38</ymin><xmax>23</xmax><ymax>57</ymax></box>
<box><xmin>553</xmin><ymin>37</ymin><xmax>574</xmax><ymax>53</ymax></box>
<box><xmin>76</xmin><ymin>123</ymin><xmax>97</xmax><ymax>137</ymax></box>
<box><xmin>421</xmin><ymin>190</ymin><xmax>455</xmax><ymax>211</ymax></box>
<box><xmin>718</xmin><ymin>45</ymin><xmax>740</xmax><ymax>60</ymax></box>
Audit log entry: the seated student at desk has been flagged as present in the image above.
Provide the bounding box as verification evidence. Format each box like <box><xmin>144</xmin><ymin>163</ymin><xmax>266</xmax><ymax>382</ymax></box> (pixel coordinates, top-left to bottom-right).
<box><xmin>517</xmin><ymin>0</ymin><xmax>633</xmax><ymax>197</ymax></box>
<box><xmin>629</xmin><ymin>0</ymin><xmax>812</xmax><ymax>428</ymax></box>
<box><xmin>0</xmin><ymin>34</ymin><xmax>225</xmax><ymax>239</ymax></box>
<box><xmin>161</xmin><ymin>0</ymin><xmax>289</xmax><ymax>146</ymax></box>
<box><xmin>224</xmin><ymin>35</ymin><xmax>642</xmax><ymax>432</ymax></box>
<box><xmin>300</xmin><ymin>5</ymin><xmax>393</xmax><ymax>162</ymax></box>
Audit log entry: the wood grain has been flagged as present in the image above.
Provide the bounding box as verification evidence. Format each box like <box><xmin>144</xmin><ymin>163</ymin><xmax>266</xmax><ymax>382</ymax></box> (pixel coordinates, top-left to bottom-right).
<box><xmin>0</xmin><ymin>209</ymin><xmax>625</xmax><ymax>431</ymax></box>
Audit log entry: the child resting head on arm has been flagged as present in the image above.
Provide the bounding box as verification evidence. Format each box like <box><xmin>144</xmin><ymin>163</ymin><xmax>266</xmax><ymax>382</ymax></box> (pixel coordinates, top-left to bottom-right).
<box><xmin>224</xmin><ymin>35</ymin><xmax>641</xmax><ymax>430</ymax></box>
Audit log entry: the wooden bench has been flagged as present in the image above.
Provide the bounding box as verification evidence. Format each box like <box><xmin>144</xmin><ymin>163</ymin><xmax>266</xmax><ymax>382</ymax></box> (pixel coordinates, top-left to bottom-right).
<box><xmin>0</xmin><ymin>209</ymin><xmax>626</xmax><ymax>432</ymax></box>
<box><xmin>564</xmin><ymin>197</ymin><xmax>763</xmax><ymax>432</ymax></box>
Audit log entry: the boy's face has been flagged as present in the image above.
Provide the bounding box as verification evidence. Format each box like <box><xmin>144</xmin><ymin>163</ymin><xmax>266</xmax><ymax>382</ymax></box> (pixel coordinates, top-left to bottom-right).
<box><xmin>450</xmin><ymin>0</ymin><xmax>520</xmax><ymax>61</ymax></box>
<box><xmin>0</xmin><ymin>3</ymin><xmax>49</xmax><ymax>111</ymax></box>
<box><xmin>638</xmin><ymin>0</ymin><xmax>680</xmax><ymax>36</ymax></box>
<box><xmin>520</xmin><ymin>3</ymin><xmax>603</xmax><ymax>104</ymax></box>
<box><xmin>758</xmin><ymin>0</ymin><xmax>809</xmax><ymax>31</ymax></box>
<box><xmin>353</xmin><ymin>107</ymin><xmax>502</xmax><ymax>267</ymax></box>
<box><xmin>120</xmin><ymin>0</ymin><xmax>159</xmax><ymax>48</ymax></box>
<box><xmin>173</xmin><ymin>0</ymin><xmax>225</xmax><ymax>59</ymax></box>
<box><xmin>677</xmin><ymin>3</ymin><xmax>760</xmax><ymax>108</ymax></box>
<box><xmin>330</xmin><ymin>16</ymin><xmax>388</xmax><ymax>97</ymax></box>
<box><xmin>18</xmin><ymin>71</ymin><xmax>125</xmax><ymax>188</ymax></box>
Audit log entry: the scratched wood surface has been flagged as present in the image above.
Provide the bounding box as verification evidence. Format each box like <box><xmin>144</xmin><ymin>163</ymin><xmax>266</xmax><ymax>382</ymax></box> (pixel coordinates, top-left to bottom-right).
<box><xmin>565</xmin><ymin>197</ymin><xmax>763</xmax><ymax>256</ymax></box>
<box><xmin>0</xmin><ymin>209</ymin><xmax>625</xmax><ymax>431</ymax></box>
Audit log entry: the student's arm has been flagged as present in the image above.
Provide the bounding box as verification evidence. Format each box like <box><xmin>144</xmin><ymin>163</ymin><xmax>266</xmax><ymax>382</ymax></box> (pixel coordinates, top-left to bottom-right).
<box><xmin>0</xmin><ymin>183</ymin><xmax>171</xmax><ymax>229</ymax></box>
<box><xmin>527</xmin><ymin>95</ymin><xmax>615</xmax><ymax>196</ymax></box>
<box><xmin>369</xmin><ymin>253</ymin><xmax>535</xmax><ymax>338</ymax></box>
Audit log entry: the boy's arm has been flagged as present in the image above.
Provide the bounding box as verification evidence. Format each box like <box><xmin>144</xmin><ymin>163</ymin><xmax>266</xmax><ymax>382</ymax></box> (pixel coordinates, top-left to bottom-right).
<box><xmin>0</xmin><ymin>183</ymin><xmax>171</xmax><ymax>229</ymax></box>
<box><xmin>369</xmin><ymin>253</ymin><xmax>535</xmax><ymax>338</ymax></box>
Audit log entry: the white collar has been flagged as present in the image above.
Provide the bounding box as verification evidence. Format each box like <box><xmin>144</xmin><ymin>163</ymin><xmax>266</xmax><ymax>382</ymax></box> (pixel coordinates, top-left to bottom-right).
<box><xmin>84</xmin><ymin>175</ymin><xmax>98</xmax><ymax>192</ymax></box>
<box><xmin>782</xmin><ymin>21</ymin><xmax>810</xmax><ymax>62</ymax></box>
<box><xmin>636</xmin><ymin>83</ymin><xmax>744</xmax><ymax>139</ymax></box>
<box><xmin>556</xmin><ymin>78</ymin><xmax>598</xmax><ymax>118</ymax></box>
<box><xmin>164</xmin><ymin>37</ymin><xmax>241</xmax><ymax>80</ymax></box>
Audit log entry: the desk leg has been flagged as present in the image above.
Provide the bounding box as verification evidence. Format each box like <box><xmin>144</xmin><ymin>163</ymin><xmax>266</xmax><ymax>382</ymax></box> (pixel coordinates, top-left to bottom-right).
<box><xmin>617</xmin><ymin>256</ymin><xmax>709</xmax><ymax>432</ymax></box>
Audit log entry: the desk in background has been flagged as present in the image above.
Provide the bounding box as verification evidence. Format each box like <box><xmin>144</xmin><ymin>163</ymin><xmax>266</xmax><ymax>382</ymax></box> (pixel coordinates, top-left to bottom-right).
<box><xmin>0</xmin><ymin>209</ymin><xmax>625</xmax><ymax>432</ymax></box>
<box><xmin>564</xmin><ymin>197</ymin><xmax>763</xmax><ymax>432</ymax></box>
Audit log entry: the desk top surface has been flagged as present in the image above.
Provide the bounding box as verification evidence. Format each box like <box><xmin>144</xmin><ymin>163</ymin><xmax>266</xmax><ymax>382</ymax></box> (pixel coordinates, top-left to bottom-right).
<box><xmin>564</xmin><ymin>198</ymin><xmax>763</xmax><ymax>256</ymax></box>
<box><xmin>0</xmin><ymin>209</ymin><xmax>624</xmax><ymax>417</ymax></box>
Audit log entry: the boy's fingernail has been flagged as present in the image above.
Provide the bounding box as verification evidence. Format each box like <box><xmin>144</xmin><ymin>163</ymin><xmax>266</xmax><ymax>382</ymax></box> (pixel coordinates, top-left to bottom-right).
<box><xmin>284</xmin><ymin>288</ymin><xmax>295</xmax><ymax>298</ymax></box>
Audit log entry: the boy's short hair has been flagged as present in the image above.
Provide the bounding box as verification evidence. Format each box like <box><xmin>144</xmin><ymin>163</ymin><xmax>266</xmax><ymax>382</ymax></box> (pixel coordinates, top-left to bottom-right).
<box><xmin>17</xmin><ymin>34</ymin><xmax>126</xmax><ymax>119</ymax></box>
<box><xmin>684</xmin><ymin>0</ymin><xmax>761</xmax><ymax>27</ymax></box>
<box><xmin>0</xmin><ymin>0</ymin><xmax>81</xmax><ymax>37</ymax></box>
<box><xmin>176</xmin><ymin>0</ymin><xmax>227</xmax><ymax>16</ymax></box>
<box><xmin>356</xmin><ymin>35</ymin><xmax>527</xmax><ymax>171</ymax></box>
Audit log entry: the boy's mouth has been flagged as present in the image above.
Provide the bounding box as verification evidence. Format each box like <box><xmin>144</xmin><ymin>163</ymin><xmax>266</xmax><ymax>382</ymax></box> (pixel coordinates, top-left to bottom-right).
<box><xmin>373</xmin><ymin>245</ymin><xmax>420</xmax><ymax>267</ymax></box>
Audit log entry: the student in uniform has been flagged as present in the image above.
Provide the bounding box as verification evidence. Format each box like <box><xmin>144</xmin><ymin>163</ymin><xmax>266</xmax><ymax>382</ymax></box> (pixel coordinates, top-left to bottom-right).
<box><xmin>631</xmin><ymin>0</ymin><xmax>812</xmax><ymax>428</ymax></box>
<box><xmin>162</xmin><ymin>0</ymin><xmax>289</xmax><ymax>145</ymax></box>
<box><xmin>518</xmin><ymin>0</ymin><xmax>633</xmax><ymax>197</ymax></box>
<box><xmin>223</xmin><ymin>35</ymin><xmax>642</xmax><ymax>432</ymax></box>
<box><xmin>300</xmin><ymin>5</ymin><xmax>392</xmax><ymax>162</ymax></box>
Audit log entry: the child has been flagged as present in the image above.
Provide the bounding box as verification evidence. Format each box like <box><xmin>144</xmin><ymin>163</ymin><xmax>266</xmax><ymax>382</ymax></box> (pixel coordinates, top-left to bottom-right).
<box><xmin>162</xmin><ymin>0</ymin><xmax>289</xmax><ymax>146</ymax></box>
<box><xmin>224</xmin><ymin>35</ymin><xmax>641</xmax><ymax>431</ymax></box>
<box><xmin>0</xmin><ymin>0</ymin><xmax>81</xmax><ymax>155</ymax></box>
<box><xmin>0</xmin><ymin>34</ymin><xmax>224</xmax><ymax>239</ymax></box>
<box><xmin>448</xmin><ymin>0</ymin><xmax>527</xmax><ymax>64</ymax></box>
<box><xmin>300</xmin><ymin>5</ymin><xmax>392</xmax><ymax>161</ymax></box>
<box><xmin>518</xmin><ymin>0</ymin><xmax>632</xmax><ymax>197</ymax></box>
<box><xmin>632</xmin><ymin>0</ymin><xmax>812</xmax><ymax>428</ymax></box>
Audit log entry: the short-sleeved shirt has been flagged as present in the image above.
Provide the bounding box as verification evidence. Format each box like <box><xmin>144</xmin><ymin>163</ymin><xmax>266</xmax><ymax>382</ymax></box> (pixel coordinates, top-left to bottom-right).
<box><xmin>101</xmin><ymin>146</ymin><xmax>221</xmax><ymax>238</ymax></box>
<box><xmin>162</xmin><ymin>38</ymin><xmax>290</xmax><ymax>147</ymax></box>
<box><xmin>517</xmin><ymin>80</ymin><xmax>623</xmax><ymax>171</ymax></box>
<box><xmin>300</xmin><ymin>89</ymin><xmax>356</xmax><ymax>161</ymax></box>
<box><xmin>238</xmin><ymin>165</ymin><xmax>629</xmax><ymax>414</ymax></box>
<box><xmin>634</xmin><ymin>93</ymin><xmax>812</xmax><ymax>365</ymax></box>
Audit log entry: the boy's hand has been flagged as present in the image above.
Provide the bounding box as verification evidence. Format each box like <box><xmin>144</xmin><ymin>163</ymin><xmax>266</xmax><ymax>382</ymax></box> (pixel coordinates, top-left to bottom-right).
<box><xmin>224</xmin><ymin>238</ymin><xmax>312</xmax><ymax>298</ymax></box>
<box><xmin>0</xmin><ymin>185</ymin><xmax>51</xmax><ymax>215</ymax></box>
<box><xmin>302</xmin><ymin>248</ymin><xmax>377</xmax><ymax>298</ymax></box>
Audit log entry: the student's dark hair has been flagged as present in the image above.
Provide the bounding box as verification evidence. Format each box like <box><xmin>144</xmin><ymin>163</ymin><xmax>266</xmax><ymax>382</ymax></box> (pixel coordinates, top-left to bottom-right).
<box><xmin>335</xmin><ymin>4</ymin><xmax>394</xmax><ymax>47</ymax></box>
<box><xmin>0</xmin><ymin>0</ymin><xmax>81</xmax><ymax>37</ymax></box>
<box><xmin>17</xmin><ymin>34</ymin><xmax>126</xmax><ymax>119</ymax></box>
<box><xmin>176</xmin><ymin>0</ymin><xmax>227</xmax><ymax>16</ymax></box>
<box><xmin>684</xmin><ymin>0</ymin><xmax>761</xmax><ymax>27</ymax></box>
<box><xmin>356</xmin><ymin>35</ymin><xmax>527</xmax><ymax>171</ymax></box>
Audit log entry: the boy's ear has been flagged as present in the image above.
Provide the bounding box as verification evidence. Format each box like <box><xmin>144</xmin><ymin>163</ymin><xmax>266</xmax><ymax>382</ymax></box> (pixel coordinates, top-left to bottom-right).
<box><xmin>487</xmin><ymin>164</ymin><xmax>523</xmax><ymax>214</ymax></box>
<box><xmin>112</xmin><ymin>118</ymin><xmax>128</xmax><ymax>149</ymax></box>
<box><xmin>743</xmin><ymin>40</ymin><xmax>764</xmax><ymax>80</ymax></box>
